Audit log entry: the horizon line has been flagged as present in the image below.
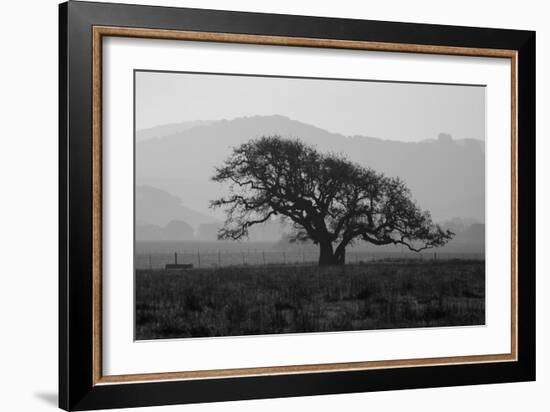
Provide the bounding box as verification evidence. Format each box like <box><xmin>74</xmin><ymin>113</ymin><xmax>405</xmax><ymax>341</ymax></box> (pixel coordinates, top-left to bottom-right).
<box><xmin>136</xmin><ymin>114</ymin><xmax>485</xmax><ymax>144</ymax></box>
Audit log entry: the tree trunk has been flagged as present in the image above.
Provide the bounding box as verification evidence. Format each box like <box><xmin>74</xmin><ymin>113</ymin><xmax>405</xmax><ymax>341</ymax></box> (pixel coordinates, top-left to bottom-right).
<box><xmin>318</xmin><ymin>241</ymin><xmax>334</xmax><ymax>266</ymax></box>
<box><xmin>318</xmin><ymin>241</ymin><xmax>345</xmax><ymax>266</ymax></box>
<box><xmin>335</xmin><ymin>247</ymin><xmax>346</xmax><ymax>265</ymax></box>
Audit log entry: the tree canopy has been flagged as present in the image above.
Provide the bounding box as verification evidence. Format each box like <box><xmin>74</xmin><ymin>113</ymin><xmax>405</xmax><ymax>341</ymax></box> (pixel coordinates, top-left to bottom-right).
<box><xmin>211</xmin><ymin>136</ymin><xmax>453</xmax><ymax>265</ymax></box>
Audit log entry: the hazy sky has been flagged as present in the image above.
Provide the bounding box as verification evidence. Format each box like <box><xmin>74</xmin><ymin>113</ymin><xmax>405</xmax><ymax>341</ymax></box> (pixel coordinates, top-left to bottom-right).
<box><xmin>135</xmin><ymin>71</ymin><xmax>485</xmax><ymax>142</ymax></box>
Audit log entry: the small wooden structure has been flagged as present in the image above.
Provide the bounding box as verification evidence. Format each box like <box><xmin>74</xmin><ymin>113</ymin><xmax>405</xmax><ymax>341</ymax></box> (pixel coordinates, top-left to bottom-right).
<box><xmin>165</xmin><ymin>252</ymin><xmax>193</xmax><ymax>270</ymax></box>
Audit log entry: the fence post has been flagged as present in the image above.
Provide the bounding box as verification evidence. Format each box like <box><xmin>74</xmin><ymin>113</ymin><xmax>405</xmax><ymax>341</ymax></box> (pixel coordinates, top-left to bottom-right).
<box><xmin>218</xmin><ymin>249</ymin><xmax>221</xmax><ymax>267</ymax></box>
<box><xmin>262</xmin><ymin>251</ymin><xmax>266</xmax><ymax>265</ymax></box>
<box><xmin>283</xmin><ymin>251</ymin><xmax>286</xmax><ymax>264</ymax></box>
<box><xmin>197</xmin><ymin>249</ymin><xmax>201</xmax><ymax>268</ymax></box>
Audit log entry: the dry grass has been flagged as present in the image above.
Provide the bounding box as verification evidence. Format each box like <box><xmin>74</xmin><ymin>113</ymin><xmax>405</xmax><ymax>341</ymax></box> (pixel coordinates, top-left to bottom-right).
<box><xmin>135</xmin><ymin>260</ymin><xmax>485</xmax><ymax>340</ymax></box>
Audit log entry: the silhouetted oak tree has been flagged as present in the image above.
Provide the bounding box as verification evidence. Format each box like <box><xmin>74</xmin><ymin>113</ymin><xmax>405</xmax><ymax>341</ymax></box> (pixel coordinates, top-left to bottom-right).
<box><xmin>211</xmin><ymin>137</ymin><xmax>453</xmax><ymax>266</ymax></box>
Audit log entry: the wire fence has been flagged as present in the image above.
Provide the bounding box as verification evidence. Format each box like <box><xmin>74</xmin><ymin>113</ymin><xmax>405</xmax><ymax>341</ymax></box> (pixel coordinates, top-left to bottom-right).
<box><xmin>135</xmin><ymin>249</ymin><xmax>484</xmax><ymax>270</ymax></box>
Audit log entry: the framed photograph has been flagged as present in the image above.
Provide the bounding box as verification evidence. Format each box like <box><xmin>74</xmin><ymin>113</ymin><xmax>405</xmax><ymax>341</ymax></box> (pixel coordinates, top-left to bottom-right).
<box><xmin>59</xmin><ymin>1</ymin><xmax>535</xmax><ymax>410</ymax></box>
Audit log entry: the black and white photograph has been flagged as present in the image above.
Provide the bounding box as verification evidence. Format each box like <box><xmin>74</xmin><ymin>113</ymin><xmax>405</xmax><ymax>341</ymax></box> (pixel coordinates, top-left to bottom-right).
<box><xmin>0</xmin><ymin>0</ymin><xmax>542</xmax><ymax>410</ymax></box>
<box><xmin>134</xmin><ymin>71</ymin><xmax>486</xmax><ymax>340</ymax></box>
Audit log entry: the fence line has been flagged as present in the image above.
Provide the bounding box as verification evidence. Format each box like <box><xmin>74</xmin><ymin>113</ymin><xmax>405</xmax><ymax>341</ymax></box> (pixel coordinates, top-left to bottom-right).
<box><xmin>135</xmin><ymin>249</ymin><xmax>484</xmax><ymax>270</ymax></box>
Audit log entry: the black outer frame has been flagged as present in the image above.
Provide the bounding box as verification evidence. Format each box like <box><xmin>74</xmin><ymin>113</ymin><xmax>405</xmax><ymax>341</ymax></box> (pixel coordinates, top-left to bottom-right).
<box><xmin>59</xmin><ymin>1</ymin><xmax>535</xmax><ymax>410</ymax></box>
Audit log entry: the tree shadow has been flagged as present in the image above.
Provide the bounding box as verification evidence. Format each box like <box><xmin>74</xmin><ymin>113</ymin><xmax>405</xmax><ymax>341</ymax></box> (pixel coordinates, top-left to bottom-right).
<box><xmin>34</xmin><ymin>392</ymin><xmax>57</xmax><ymax>407</ymax></box>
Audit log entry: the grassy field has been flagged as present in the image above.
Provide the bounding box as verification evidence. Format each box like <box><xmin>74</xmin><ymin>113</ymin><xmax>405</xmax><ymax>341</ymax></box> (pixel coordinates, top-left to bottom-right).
<box><xmin>135</xmin><ymin>260</ymin><xmax>485</xmax><ymax>340</ymax></box>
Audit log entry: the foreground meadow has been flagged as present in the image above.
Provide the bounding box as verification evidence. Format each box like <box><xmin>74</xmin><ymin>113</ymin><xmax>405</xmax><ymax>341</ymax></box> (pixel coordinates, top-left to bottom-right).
<box><xmin>135</xmin><ymin>260</ymin><xmax>485</xmax><ymax>340</ymax></box>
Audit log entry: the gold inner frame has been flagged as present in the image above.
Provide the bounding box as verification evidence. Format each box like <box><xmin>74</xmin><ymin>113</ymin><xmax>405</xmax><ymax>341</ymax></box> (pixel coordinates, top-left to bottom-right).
<box><xmin>92</xmin><ymin>26</ymin><xmax>518</xmax><ymax>385</ymax></box>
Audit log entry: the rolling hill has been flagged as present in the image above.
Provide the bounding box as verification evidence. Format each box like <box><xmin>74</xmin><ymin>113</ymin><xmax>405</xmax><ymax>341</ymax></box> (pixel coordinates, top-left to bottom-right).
<box><xmin>136</xmin><ymin>115</ymin><xmax>485</xmax><ymax>224</ymax></box>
